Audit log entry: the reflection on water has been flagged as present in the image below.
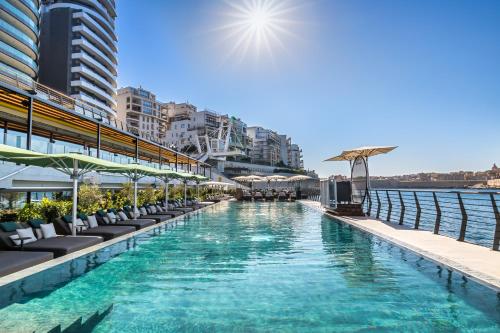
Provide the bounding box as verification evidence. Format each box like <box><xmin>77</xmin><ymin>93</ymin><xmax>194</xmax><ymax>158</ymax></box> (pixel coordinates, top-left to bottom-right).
<box><xmin>0</xmin><ymin>202</ymin><xmax>498</xmax><ymax>332</ymax></box>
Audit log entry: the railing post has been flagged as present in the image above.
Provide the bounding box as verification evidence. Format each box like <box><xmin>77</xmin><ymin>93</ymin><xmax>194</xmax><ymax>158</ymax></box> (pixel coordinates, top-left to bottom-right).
<box><xmin>96</xmin><ymin>123</ymin><xmax>101</xmax><ymax>159</ymax></box>
<box><xmin>367</xmin><ymin>190</ymin><xmax>372</xmax><ymax>216</ymax></box>
<box><xmin>490</xmin><ymin>193</ymin><xmax>500</xmax><ymax>251</ymax></box>
<box><xmin>386</xmin><ymin>190</ymin><xmax>392</xmax><ymax>222</ymax></box>
<box><xmin>433</xmin><ymin>192</ymin><xmax>441</xmax><ymax>234</ymax></box>
<box><xmin>376</xmin><ymin>190</ymin><xmax>381</xmax><ymax>219</ymax></box>
<box><xmin>398</xmin><ymin>191</ymin><xmax>405</xmax><ymax>225</ymax></box>
<box><xmin>457</xmin><ymin>192</ymin><xmax>468</xmax><ymax>242</ymax></box>
<box><xmin>414</xmin><ymin>191</ymin><xmax>421</xmax><ymax>229</ymax></box>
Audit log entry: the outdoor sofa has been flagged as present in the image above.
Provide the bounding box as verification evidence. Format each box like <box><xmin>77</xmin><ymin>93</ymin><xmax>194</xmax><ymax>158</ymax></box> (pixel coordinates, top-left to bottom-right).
<box><xmin>95</xmin><ymin>209</ymin><xmax>156</xmax><ymax>230</ymax></box>
<box><xmin>55</xmin><ymin>215</ymin><xmax>135</xmax><ymax>241</ymax></box>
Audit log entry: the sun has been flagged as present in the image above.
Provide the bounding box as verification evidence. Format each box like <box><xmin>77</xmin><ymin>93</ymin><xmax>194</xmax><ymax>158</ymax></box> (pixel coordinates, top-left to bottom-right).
<box><xmin>213</xmin><ymin>0</ymin><xmax>302</xmax><ymax>63</ymax></box>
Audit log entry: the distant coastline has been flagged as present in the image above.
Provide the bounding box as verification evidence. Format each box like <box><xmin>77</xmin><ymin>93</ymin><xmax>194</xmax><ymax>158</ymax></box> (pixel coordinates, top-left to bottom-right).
<box><xmin>371</xmin><ymin>179</ymin><xmax>499</xmax><ymax>190</ymax></box>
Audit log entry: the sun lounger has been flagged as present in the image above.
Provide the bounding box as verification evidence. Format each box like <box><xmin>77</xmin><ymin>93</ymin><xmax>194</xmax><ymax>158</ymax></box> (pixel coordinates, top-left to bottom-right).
<box><xmin>123</xmin><ymin>206</ymin><xmax>170</xmax><ymax>223</ymax></box>
<box><xmin>55</xmin><ymin>216</ymin><xmax>135</xmax><ymax>241</ymax></box>
<box><xmin>0</xmin><ymin>222</ymin><xmax>103</xmax><ymax>258</ymax></box>
<box><xmin>103</xmin><ymin>209</ymin><xmax>155</xmax><ymax>230</ymax></box>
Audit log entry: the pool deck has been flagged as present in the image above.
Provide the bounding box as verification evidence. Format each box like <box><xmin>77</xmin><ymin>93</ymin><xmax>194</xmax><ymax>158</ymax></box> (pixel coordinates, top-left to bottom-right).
<box><xmin>301</xmin><ymin>200</ymin><xmax>500</xmax><ymax>292</ymax></box>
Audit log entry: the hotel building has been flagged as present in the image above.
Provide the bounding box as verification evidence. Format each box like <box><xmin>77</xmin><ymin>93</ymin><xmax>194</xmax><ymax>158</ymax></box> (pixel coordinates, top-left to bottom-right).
<box><xmin>0</xmin><ymin>0</ymin><xmax>40</xmax><ymax>81</ymax></box>
<box><xmin>39</xmin><ymin>0</ymin><xmax>117</xmax><ymax>117</ymax></box>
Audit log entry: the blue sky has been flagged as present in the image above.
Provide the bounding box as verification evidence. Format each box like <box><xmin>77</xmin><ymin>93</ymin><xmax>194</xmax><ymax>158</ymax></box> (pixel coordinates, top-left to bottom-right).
<box><xmin>116</xmin><ymin>0</ymin><xmax>500</xmax><ymax>177</ymax></box>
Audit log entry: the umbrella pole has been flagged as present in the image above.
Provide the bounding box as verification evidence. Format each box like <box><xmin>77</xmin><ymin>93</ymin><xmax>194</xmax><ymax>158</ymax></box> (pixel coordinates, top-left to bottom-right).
<box><xmin>184</xmin><ymin>181</ymin><xmax>187</xmax><ymax>206</ymax></box>
<box><xmin>133</xmin><ymin>179</ymin><xmax>138</xmax><ymax>220</ymax></box>
<box><xmin>165</xmin><ymin>180</ymin><xmax>169</xmax><ymax>205</ymax></box>
<box><xmin>196</xmin><ymin>182</ymin><xmax>199</xmax><ymax>198</ymax></box>
<box><xmin>71</xmin><ymin>160</ymin><xmax>78</xmax><ymax>236</ymax></box>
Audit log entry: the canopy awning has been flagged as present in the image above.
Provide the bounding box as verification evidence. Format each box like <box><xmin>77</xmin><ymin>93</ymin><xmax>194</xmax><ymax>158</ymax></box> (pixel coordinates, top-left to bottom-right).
<box><xmin>5</xmin><ymin>152</ymin><xmax>126</xmax><ymax>176</ymax></box>
<box><xmin>0</xmin><ymin>144</ymin><xmax>44</xmax><ymax>159</ymax></box>
<box><xmin>324</xmin><ymin>146</ymin><xmax>397</xmax><ymax>161</ymax></box>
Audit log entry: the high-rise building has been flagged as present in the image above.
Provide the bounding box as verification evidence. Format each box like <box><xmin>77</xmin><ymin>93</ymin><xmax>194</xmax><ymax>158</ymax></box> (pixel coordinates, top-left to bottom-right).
<box><xmin>39</xmin><ymin>0</ymin><xmax>117</xmax><ymax>116</ymax></box>
<box><xmin>116</xmin><ymin>86</ymin><xmax>166</xmax><ymax>143</ymax></box>
<box><xmin>0</xmin><ymin>0</ymin><xmax>40</xmax><ymax>81</ymax></box>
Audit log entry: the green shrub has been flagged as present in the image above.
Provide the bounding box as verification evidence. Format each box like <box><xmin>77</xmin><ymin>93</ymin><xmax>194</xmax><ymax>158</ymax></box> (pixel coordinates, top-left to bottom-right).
<box><xmin>16</xmin><ymin>203</ymin><xmax>42</xmax><ymax>222</ymax></box>
<box><xmin>39</xmin><ymin>197</ymin><xmax>71</xmax><ymax>223</ymax></box>
<box><xmin>78</xmin><ymin>184</ymin><xmax>103</xmax><ymax>214</ymax></box>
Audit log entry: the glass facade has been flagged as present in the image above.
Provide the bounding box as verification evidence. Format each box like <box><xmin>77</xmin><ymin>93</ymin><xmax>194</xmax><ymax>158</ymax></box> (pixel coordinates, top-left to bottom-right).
<box><xmin>0</xmin><ymin>0</ymin><xmax>40</xmax><ymax>79</ymax></box>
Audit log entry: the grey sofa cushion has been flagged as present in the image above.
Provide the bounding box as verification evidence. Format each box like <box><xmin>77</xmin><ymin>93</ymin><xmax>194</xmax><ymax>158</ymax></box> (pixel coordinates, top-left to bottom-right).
<box><xmin>78</xmin><ymin>225</ymin><xmax>135</xmax><ymax>241</ymax></box>
<box><xmin>0</xmin><ymin>251</ymin><xmax>53</xmax><ymax>277</ymax></box>
<box><xmin>114</xmin><ymin>219</ymin><xmax>155</xmax><ymax>230</ymax></box>
<box><xmin>21</xmin><ymin>236</ymin><xmax>102</xmax><ymax>257</ymax></box>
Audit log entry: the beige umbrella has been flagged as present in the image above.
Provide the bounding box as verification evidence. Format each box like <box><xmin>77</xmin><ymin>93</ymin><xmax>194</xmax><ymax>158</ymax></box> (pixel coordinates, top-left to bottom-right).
<box><xmin>324</xmin><ymin>146</ymin><xmax>397</xmax><ymax>161</ymax></box>
<box><xmin>266</xmin><ymin>175</ymin><xmax>287</xmax><ymax>190</ymax></box>
<box><xmin>232</xmin><ymin>175</ymin><xmax>264</xmax><ymax>190</ymax></box>
<box><xmin>287</xmin><ymin>175</ymin><xmax>312</xmax><ymax>182</ymax></box>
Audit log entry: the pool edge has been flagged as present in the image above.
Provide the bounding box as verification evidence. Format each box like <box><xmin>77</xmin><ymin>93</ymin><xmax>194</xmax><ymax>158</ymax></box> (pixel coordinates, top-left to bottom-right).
<box><xmin>299</xmin><ymin>200</ymin><xmax>500</xmax><ymax>293</ymax></box>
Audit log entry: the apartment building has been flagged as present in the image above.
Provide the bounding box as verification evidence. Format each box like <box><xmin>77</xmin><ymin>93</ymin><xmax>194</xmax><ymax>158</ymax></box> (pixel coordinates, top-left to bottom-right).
<box><xmin>247</xmin><ymin>126</ymin><xmax>281</xmax><ymax>166</ymax></box>
<box><xmin>279</xmin><ymin>134</ymin><xmax>291</xmax><ymax>166</ymax></box>
<box><xmin>163</xmin><ymin>102</ymin><xmax>198</xmax><ymax>151</ymax></box>
<box><xmin>116</xmin><ymin>86</ymin><xmax>165</xmax><ymax>143</ymax></box>
<box><xmin>39</xmin><ymin>0</ymin><xmax>118</xmax><ymax>117</ymax></box>
<box><xmin>290</xmin><ymin>143</ymin><xmax>303</xmax><ymax>169</ymax></box>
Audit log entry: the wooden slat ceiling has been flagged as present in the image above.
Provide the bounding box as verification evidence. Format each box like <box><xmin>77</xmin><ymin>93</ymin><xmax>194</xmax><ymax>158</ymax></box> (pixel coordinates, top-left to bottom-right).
<box><xmin>0</xmin><ymin>87</ymin><xmax>202</xmax><ymax>166</ymax></box>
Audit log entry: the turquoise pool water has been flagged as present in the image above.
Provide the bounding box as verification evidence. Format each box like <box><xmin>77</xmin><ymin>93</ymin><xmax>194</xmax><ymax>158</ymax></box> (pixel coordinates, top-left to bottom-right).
<box><xmin>0</xmin><ymin>202</ymin><xmax>499</xmax><ymax>332</ymax></box>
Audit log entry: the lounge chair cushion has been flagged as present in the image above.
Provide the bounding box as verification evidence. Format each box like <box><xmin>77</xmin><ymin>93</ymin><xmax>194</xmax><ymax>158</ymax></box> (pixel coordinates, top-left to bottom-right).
<box><xmin>78</xmin><ymin>225</ymin><xmax>135</xmax><ymax>241</ymax></box>
<box><xmin>28</xmin><ymin>219</ymin><xmax>44</xmax><ymax>229</ymax></box>
<box><xmin>0</xmin><ymin>222</ymin><xmax>19</xmax><ymax>232</ymax></box>
<box><xmin>78</xmin><ymin>213</ymin><xmax>88</xmax><ymax>221</ymax></box>
<box><xmin>0</xmin><ymin>251</ymin><xmax>54</xmax><ymax>277</ymax></box>
<box><xmin>118</xmin><ymin>211</ymin><xmax>128</xmax><ymax>221</ymax></box>
<box><xmin>139</xmin><ymin>207</ymin><xmax>148</xmax><ymax>215</ymax></box>
<box><xmin>106</xmin><ymin>212</ymin><xmax>117</xmax><ymax>223</ymax></box>
<box><xmin>87</xmin><ymin>215</ymin><xmax>98</xmax><ymax>228</ymax></box>
<box><xmin>40</xmin><ymin>223</ymin><xmax>57</xmax><ymax>239</ymax></box>
<box><xmin>16</xmin><ymin>228</ymin><xmax>37</xmax><ymax>244</ymax></box>
<box><xmin>21</xmin><ymin>236</ymin><xmax>102</xmax><ymax>257</ymax></box>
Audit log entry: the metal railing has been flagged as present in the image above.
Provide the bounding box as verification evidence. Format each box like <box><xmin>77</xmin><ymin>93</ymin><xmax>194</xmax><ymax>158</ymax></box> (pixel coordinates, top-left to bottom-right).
<box><xmin>363</xmin><ymin>189</ymin><xmax>500</xmax><ymax>250</ymax></box>
<box><xmin>0</xmin><ymin>66</ymin><xmax>166</xmax><ymax>144</ymax></box>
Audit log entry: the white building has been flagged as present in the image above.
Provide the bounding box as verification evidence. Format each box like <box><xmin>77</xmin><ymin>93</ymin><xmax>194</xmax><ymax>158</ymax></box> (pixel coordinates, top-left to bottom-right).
<box><xmin>247</xmin><ymin>126</ymin><xmax>281</xmax><ymax>166</ymax></box>
<box><xmin>290</xmin><ymin>143</ymin><xmax>303</xmax><ymax>169</ymax></box>
<box><xmin>116</xmin><ymin>87</ymin><xmax>165</xmax><ymax>143</ymax></box>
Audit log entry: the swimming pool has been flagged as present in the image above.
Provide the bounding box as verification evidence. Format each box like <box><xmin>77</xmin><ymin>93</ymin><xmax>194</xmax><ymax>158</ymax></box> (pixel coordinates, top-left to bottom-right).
<box><xmin>0</xmin><ymin>202</ymin><xmax>499</xmax><ymax>332</ymax></box>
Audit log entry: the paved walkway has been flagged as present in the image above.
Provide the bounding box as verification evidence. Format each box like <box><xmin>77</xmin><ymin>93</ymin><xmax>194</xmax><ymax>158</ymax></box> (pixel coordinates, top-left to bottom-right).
<box><xmin>301</xmin><ymin>200</ymin><xmax>500</xmax><ymax>291</ymax></box>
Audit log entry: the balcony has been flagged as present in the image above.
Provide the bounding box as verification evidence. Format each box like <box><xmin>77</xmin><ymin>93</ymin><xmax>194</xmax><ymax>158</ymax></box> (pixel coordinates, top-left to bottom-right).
<box><xmin>72</xmin><ymin>34</ymin><xmax>116</xmax><ymax>68</ymax></box>
<box><xmin>72</xmin><ymin>51</ymin><xmax>117</xmax><ymax>80</ymax></box>
<box><xmin>75</xmin><ymin>92</ymin><xmax>115</xmax><ymax>116</ymax></box>
<box><xmin>71</xmin><ymin>77</ymin><xmax>116</xmax><ymax>106</ymax></box>
<box><xmin>71</xmin><ymin>64</ymin><xmax>116</xmax><ymax>93</ymax></box>
<box><xmin>73</xmin><ymin>11</ymin><xmax>117</xmax><ymax>47</ymax></box>
<box><xmin>72</xmin><ymin>24</ymin><xmax>117</xmax><ymax>63</ymax></box>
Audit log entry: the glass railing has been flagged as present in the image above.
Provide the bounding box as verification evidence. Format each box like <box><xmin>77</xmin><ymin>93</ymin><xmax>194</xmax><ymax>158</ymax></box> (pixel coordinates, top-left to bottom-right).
<box><xmin>0</xmin><ymin>18</ymin><xmax>37</xmax><ymax>51</ymax></box>
<box><xmin>0</xmin><ymin>0</ymin><xmax>37</xmax><ymax>32</ymax></box>
<box><xmin>0</xmin><ymin>40</ymin><xmax>37</xmax><ymax>70</ymax></box>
